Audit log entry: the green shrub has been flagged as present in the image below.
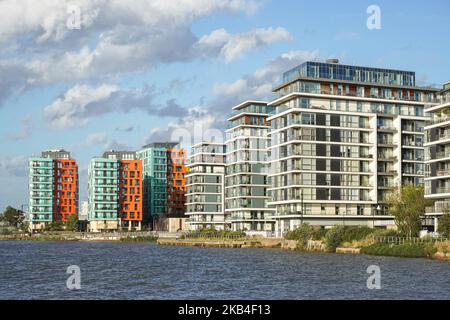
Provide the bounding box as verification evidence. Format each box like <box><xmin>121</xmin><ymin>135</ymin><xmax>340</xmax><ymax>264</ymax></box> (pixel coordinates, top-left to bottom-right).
<box><xmin>361</xmin><ymin>243</ymin><xmax>437</xmax><ymax>258</ymax></box>
<box><xmin>341</xmin><ymin>226</ymin><xmax>375</xmax><ymax>243</ymax></box>
<box><xmin>284</xmin><ymin>223</ymin><xmax>314</xmax><ymax>249</ymax></box>
<box><xmin>369</xmin><ymin>228</ymin><xmax>403</xmax><ymax>238</ymax></box>
<box><xmin>312</xmin><ymin>227</ymin><xmax>328</xmax><ymax>240</ymax></box>
<box><xmin>324</xmin><ymin>226</ymin><xmax>345</xmax><ymax>252</ymax></box>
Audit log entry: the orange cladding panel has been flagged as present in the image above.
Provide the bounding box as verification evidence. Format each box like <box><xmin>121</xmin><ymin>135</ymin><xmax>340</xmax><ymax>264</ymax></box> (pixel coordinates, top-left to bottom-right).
<box><xmin>119</xmin><ymin>160</ymin><xmax>143</xmax><ymax>222</ymax></box>
<box><xmin>54</xmin><ymin>159</ymin><xmax>78</xmax><ymax>222</ymax></box>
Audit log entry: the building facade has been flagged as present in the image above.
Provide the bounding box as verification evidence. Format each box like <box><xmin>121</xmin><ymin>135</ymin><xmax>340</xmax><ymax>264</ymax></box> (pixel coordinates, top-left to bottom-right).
<box><xmin>28</xmin><ymin>150</ymin><xmax>78</xmax><ymax>231</ymax></box>
<box><xmin>88</xmin><ymin>151</ymin><xmax>143</xmax><ymax>232</ymax></box>
<box><xmin>186</xmin><ymin>142</ymin><xmax>227</xmax><ymax>231</ymax></box>
<box><xmin>424</xmin><ymin>81</ymin><xmax>450</xmax><ymax>231</ymax></box>
<box><xmin>225</xmin><ymin>101</ymin><xmax>276</xmax><ymax>232</ymax></box>
<box><xmin>266</xmin><ymin>60</ymin><xmax>439</xmax><ymax>236</ymax></box>
<box><xmin>137</xmin><ymin>142</ymin><xmax>187</xmax><ymax>228</ymax></box>
<box><xmin>88</xmin><ymin>157</ymin><xmax>119</xmax><ymax>232</ymax></box>
<box><xmin>167</xmin><ymin>148</ymin><xmax>187</xmax><ymax>217</ymax></box>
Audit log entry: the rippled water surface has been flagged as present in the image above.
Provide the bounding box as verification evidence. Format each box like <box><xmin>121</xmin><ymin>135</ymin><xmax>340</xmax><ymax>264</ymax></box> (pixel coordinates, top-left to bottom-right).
<box><xmin>0</xmin><ymin>241</ymin><xmax>449</xmax><ymax>299</ymax></box>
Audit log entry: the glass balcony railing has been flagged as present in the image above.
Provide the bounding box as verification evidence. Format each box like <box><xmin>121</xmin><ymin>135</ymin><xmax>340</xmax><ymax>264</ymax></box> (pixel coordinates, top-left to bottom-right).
<box><xmin>436</xmin><ymin>170</ymin><xmax>450</xmax><ymax>176</ymax></box>
<box><xmin>275</xmin><ymin>85</ymin><xmax>439</xmax><ymax>104</ymax></box>
<box><xmin>436</xmin><ymin>187</ymin><xmax>450</xmax><ymax>194</ymax></box>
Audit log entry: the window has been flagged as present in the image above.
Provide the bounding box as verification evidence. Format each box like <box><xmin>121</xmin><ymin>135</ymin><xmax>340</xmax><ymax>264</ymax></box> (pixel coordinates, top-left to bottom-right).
<box><xmin>301</xmin><ymin>113</ymin><xmax>316</xmax><ymax>125</ymax></box>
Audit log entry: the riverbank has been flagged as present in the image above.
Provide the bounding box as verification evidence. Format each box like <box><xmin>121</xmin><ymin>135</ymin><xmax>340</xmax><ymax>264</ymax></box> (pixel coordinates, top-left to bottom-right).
<box><xmin>157</xmin><ymin>237</ymin><xmax>450</xmax><ymax>262</ymax></box>
<box><xmin>0</xmin><ymin>231</ymin><xmax>162</xmax><ymax>242</ymax></box>
<box><xmin>2</xmin><ymin>230</ymin><xmax>449</xmax><ymax>262</ymax></box>
<box><xmin>157</xmin><ymin>237</ymin><xmax>282</xmax><ymax>249</ymax></box>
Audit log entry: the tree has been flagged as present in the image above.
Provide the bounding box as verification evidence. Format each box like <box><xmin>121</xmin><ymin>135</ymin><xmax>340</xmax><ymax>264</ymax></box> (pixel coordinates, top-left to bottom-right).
<box><xmin>1</xmin><ymin>206</ymin><xmax>25</xmax><ymax>228</ymax></box>
<box><xmin>387</xmin><ymin>185</ymin><xmax>430</xmax><ymax>237</ymax></box>
<box><xmin>437</xmin><ymin>208</ymin><xmax>450</xmax><ymax>238</ymax></box>
<box><xmin>65</xmin><ymin>214</ymin><xmax>78</xmax><ymax>232</ymax></box>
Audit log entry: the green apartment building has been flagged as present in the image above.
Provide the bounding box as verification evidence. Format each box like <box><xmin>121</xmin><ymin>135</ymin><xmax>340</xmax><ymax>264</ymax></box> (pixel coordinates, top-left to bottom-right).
<box><xmin>137</xmin><ymin>143</ymin><xmax>177</xmax><ymax>223</ymax></box>
<box><xmin>29</xmin><ymin>157</ymin><xmax>54</xmax><ymax>231</ymax></box>
<box><xmin>88</xmin><ymin>158</ymin><xmax>119</xmax><ymax>232</ymax></box>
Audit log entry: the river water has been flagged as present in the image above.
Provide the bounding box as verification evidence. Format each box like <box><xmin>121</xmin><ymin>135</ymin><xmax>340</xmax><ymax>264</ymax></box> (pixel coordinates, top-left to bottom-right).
<box><xmin>0</xmin><ymin>241</ymin><xmax>449</xmax><ymax>300</ymax></box>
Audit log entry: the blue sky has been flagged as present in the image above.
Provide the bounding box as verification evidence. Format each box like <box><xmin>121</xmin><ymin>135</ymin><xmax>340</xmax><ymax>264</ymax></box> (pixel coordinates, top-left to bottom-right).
<box><xmin>0</xmin><ymin>0</ymin><xmax>449</xmax><ymax>210</ymax></box>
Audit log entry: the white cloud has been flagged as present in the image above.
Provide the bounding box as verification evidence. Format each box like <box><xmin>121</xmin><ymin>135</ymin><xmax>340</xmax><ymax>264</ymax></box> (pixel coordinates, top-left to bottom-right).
<box><xmin>144</xmin><ymin>106</ymin><xmax>225</xmax><ymax>149</ymax></box>
<box><xmin>213</xmin><ymin>50</ymin><xmax>320</xmax><ymax>101</ymax></box>
<box><xmin>84</xmin><ymin>132</ymin><xmax>108</xmax><ymax>146</ymax></box>
<box><xmin>197</xmin><ymin>27</ymin><xmax>292</xmax><ymax>62</ymax></box>
<box><xmin>43</xmin><ymin>84</ymin><xmax>120</xmax><ymax>128</ymax></box>
<box><xmin>0</xmin><ymin>0</ymin><xmax>283</xmax><ymax>107</ymax></box>
<box><xmin>0</xmin><ymin>0</ymin><xmax>258</xmax><ymax>46</ymax></box>
<box><xmin>42</xmin><ymin>84</ymin><xmax>193</xmax><ymax>128</ymax></box>
<box><xmin>213</xmin><ymin>79</ymin><xmax>248</xmax><ymax>96</ymax></box>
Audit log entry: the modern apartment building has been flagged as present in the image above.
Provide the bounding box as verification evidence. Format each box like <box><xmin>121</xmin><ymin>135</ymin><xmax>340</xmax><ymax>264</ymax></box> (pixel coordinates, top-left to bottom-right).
<box><xmin>265</xmin><ymin>60</ymin><xmax>439</xmax><ymax>235</ymax></box>
<box><xmin>28</xmin><ymin>150</ymin><xmax>78</xmax><ymax>232</ymax></box>
<box><xmin>88</xmin><ymin>157</ymin><xmax>119</xmax><ymax>232</ymax></box>
<box><xmin>137</xmin><ymin>142</ymin><xmax>187</xmax><ymax>227</ymax></box>
<box><xmin>88</xmin><ymin>151</ymin><xmax>142</xmax><ymax>232</ymax></box>
<box><xmin>424</xmin><ymin>81</ymin><xmax>450</xmax><ymax>230</ymax></box>
<box><xmin>167</xmin><ymin>148</ymin><xmax>187</xmax><ymax>217</ymax></box>
<box><xmin>225</xmin><ymin>101</ymin><xmax>276</xmax><ymax>232</ymax></box>
<box><xmin>186</xmin><ymin>142</ymin><xmax>228</xmax><ymax>231</ymax></box>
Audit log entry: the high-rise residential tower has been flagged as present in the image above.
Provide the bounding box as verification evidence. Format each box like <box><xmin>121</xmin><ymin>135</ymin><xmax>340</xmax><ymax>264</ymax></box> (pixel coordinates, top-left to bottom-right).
<box><xmin>225</xmin><ymin>101</ymin><xmax>276</xmax><ymax>232</ymax></box>
<box><xmin>186</xmin><ymin>142</ymin><xmax>227</xmax><ymax>231</ymax></box>
<box><xmin>266</xmin><ymin>60</ymin><xmax>439</xmax><ymax>236</ymax></box>
<box><xmin>88</xmin><ymin>151</ymin><xmax>142</xmax><ymax>232</ymax></box>
<box><xmin>424</xmin><ymin>81</ymin><xmax>450</xmax><ymax>231</ymax></box>
<box><xmin>137</xmin><ymin>142</ymin><xmax>187</xmax><ymax>227</ymax></box>
<box><xmin>29</xmin><ymin>150</ymin><xmax>78</xmax><ymax>231</ymax></box>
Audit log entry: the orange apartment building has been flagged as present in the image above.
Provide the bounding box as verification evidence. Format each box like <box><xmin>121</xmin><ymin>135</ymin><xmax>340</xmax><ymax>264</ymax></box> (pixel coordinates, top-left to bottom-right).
<box><xmin>54</xmin><ymin>159</ymin><xmax>78</xmax><ymax>222</ymax></box>
<box><xmin>119</xmin><ymin>159</ymin><xmax>143</xmax><ymax>230</ymax></box>
<box><xmin>167</xmin><ymin>148</ymin><xmax>187</xmax><ymax>217</ymax></box>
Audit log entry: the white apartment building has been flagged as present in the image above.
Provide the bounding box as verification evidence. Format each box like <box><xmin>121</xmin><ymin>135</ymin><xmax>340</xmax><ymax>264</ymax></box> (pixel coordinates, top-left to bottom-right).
<box><xmin>185</xmin><ymin>142</ymin><xmax>228</xmax><ymax>230</ymax></box>
<box><xmin>225</xmin><ymin>101</ymin><xmax>276</xmax><ymax>232</ymax></box>
<box><xmin>424</xmin><ymin>81</ymin><xmax>450</xmax><ymax>231</ymax></box>
<box><xmin>266</xmin><ymin>60</ymin><xmax>439</xmax><ymax>236</ymax></box>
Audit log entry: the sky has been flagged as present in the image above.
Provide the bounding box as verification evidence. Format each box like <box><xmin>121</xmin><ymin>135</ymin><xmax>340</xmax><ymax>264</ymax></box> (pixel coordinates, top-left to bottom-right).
<box><xmin>0</xmin><ymin>0</ymin><xmax>449</xmax><ymax>210</ymax></box>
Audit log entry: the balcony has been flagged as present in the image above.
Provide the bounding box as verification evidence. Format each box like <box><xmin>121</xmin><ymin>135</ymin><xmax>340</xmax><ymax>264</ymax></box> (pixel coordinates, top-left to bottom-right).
<box><xmin>275</xmin><ymin>84</ymin><xmax>439</xmax><ymax>105</ymax></box>
<box><xmin>436</xmin><ymin>187</ymin><xmax>450</xmax><ymax>194</ymax></box>
<box><xmin>377</xmin><ymin>126</ymin><xmax>397</xmax><ymax>132</ymax></box>
<box><xmin>436</xmin><ymin>151</ymin><xmax>450</xmax><ymax>159</ymax></box>
<box><xmin>437</xmin><ymin>170</ymin><xmax>450</xmax><ymax>176</ymax></box>
<box><xmin>402</xmin><ymin>126</ymin><xmax>424</xmax><ymax>132</ymax></box>
<box><xmin>378</xmin><ymin>154</ymin><xmax>397</xmax><ymax>161</ymax></box>
<box><xmin>428</xmin><ymin>117</ymin><xmax>450</xmax><ymax>126</ymax></box>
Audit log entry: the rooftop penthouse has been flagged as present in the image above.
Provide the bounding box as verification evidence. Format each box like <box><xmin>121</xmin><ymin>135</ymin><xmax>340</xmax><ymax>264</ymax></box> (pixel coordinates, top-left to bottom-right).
<box><xmin>281</xmin><ymin>59</ymin><xmax>416</xmax><ymax>87</ymax></box>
